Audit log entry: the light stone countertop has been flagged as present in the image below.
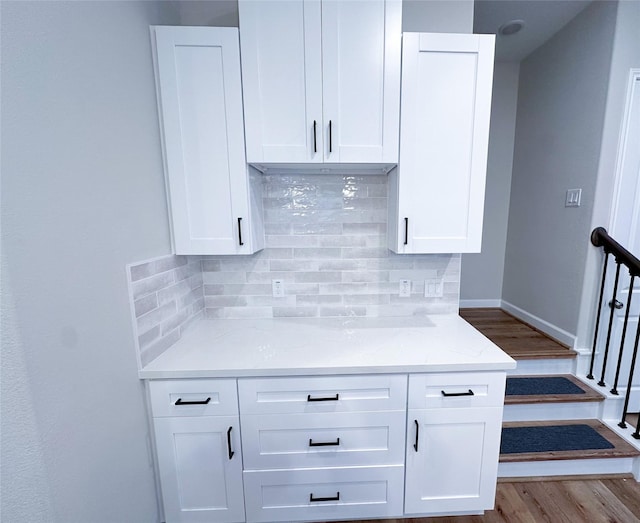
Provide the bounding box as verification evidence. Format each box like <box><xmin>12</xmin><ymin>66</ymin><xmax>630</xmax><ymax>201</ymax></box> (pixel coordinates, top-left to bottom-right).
<box><xmin>140</xmin><ymin>314</ymin><xmax>516</xmax><ymax>379</ymax></box>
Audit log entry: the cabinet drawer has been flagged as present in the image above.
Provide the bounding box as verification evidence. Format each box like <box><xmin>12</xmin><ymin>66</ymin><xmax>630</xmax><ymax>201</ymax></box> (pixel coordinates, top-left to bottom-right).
<box><xmin>242</xmin><ymin>411</ymin><xmax>406</xmax><ymax>470</ymax></box>
<box><xmin>148</xmin><ymin>379</ymin><xmax>238</xmax><ymax>417</ymax></box>
<box><xmin>408</xmin><ymin>372</ymin><xmax>505</xmax><ymax>409</ymax></box>
<box><xmin>243</xmin><ymin>465</ymin><xmax>404</xmax><ymax>522</ymax></box>
<box><xmin>238</xmin><ymin>374</ymin><xmax>407</xmax><ymax>414</ymax></box>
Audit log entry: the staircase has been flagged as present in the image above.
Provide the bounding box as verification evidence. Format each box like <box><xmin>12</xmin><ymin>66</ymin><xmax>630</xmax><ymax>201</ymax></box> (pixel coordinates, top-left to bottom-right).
<box><xmin>460</xmin><ymin>308</ymin><xmax>640</xmax><ymax>480</ymax></box>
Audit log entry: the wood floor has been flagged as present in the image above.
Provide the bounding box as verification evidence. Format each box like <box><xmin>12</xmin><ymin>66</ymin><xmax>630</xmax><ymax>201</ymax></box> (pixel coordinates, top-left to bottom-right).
<box><xmin>459</xmin><ymin>308</ymin><xmax>576</xmax><ymax>360</ymax></box>
<box><xmin>328</xmin><ymin>477</ymin><xmax>640</xmax><ymax>523</ymax></box>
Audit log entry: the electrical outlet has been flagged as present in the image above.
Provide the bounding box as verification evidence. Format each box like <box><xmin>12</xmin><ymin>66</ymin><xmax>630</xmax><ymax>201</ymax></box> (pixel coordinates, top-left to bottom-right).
<box><xmin>272</xmin><ymin>279</ymin><xmax>285</xmax><ymax>298</ymax></box>
<box><xmin>424</xmin><ymin>278</ymin><xmax>444</xmax><ymax>298</ymax></box>
<box><xmin>399</xmin><ymin>279</ymin><xmax>411</xmax><ymax>298</ymax></box>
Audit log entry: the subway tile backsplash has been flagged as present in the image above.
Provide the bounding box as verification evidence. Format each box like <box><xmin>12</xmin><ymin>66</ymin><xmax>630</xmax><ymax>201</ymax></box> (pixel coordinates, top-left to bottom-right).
<box><xmin>203</xmin><ymin>174</ymin><xmax>459</xmax><ymax>319</ymax></box>
<box><xmin>128</xmin><ymin>173</ymin><xmax>460</xmax><ymax>367</ymax></box>
<box><xmin>127</xmin><ymin>255</ymin><xmax>204</xmax><ymax>367</ymax></box>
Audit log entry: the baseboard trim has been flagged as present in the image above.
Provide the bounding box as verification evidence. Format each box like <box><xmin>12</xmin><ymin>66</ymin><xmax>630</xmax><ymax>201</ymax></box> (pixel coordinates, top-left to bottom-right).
<box><xmin>459</xmin><ymin>299</ymin><xmax>502</xmax><ymax>308</ymax></box>
<box><xmin>500</xmin><ymin>300</ymin><xmax>577</xmax><ymax>349</ymax></box>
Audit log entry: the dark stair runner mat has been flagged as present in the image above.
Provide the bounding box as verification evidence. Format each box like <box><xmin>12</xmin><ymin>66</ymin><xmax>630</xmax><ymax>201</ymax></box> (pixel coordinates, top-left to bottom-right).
<box><xmin>501</xmin><ymin>424</ymin><xmax>615</xmax><ymax>454</ymax></box>
<box><xmin>506</xmin><ymin>376</ymin><xmax>585</xmax><ymax>396</ymax></box>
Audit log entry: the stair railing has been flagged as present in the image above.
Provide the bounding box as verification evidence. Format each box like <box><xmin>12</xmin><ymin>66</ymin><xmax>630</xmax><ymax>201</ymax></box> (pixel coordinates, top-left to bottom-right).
<box><xmin>588</xmin><ymin>227</ymin><xmax>639</xmax><ymax>439</ymax></box>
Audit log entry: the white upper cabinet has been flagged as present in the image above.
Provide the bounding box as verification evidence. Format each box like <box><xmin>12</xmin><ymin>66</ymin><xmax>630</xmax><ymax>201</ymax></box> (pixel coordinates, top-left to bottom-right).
<box><xmin>239</xmin><ymin>0</ymin><xmax>401</xmax><ymax>169</ymax></box>
<box><xmin>389</xmin><ymin>33</ymin><xmax>495</xmax><ymax>254</ymax></box>
<box><xmin>153</xmin><ymin>26</ymin><xmax>264</xmax><ymax>255</ymax></box>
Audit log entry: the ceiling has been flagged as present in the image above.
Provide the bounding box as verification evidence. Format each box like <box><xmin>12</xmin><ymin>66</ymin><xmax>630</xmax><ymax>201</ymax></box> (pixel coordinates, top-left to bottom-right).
<box><xmin>474</xmin><ymin>0</ymin><xmax>592</xmax><ymax>62</ymax></box>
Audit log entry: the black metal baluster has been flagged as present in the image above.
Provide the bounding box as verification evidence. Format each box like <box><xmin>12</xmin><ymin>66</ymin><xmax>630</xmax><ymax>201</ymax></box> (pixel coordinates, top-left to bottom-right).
<box><xmin>618</xmin><ymin>317</ymin><xmax>640</xmax><ymax>434</ymax></box>
<box><xmin>598</xmin><ymin>261</ymin><xmax>622</xmax><ymax>387</ymax></box>
<box><xmin>611</xmin><ymin>274</ymin><xmax>635</xmax><ymax>395</ymax></box>
<box><xmin>587</xmin><ymin>252</ymin><xmax>609</xmax><ymax>379</ymax></box>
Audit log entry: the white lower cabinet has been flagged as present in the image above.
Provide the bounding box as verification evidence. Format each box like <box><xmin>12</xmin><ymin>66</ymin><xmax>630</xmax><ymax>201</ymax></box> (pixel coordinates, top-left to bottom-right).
<box><xmin>149</xmin><ymin>372</ymin><xmax>506</xmax><ymax>522</ymax></box>
<box><xmin>154</xmin><ymin>416</ymin><xmax>245</xmax><ymax>523</ymax></box>
<box><xmin>243</xmin><ymin>466</ymin><xmax>405</xmax><ymax>522</ymax></box>
<box><xmin>404</xmin><ymin>407</ymin><xmax>503</xmax><ymax>515</ymax></box>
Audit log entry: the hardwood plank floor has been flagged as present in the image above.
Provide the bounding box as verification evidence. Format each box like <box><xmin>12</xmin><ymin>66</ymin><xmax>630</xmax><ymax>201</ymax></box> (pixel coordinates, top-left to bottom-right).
<box><xmin>323</xmin><ymin>477</ymin><xmax>640</xmax><ymax>523</ymax></box>
<box><xmin>460</xmin><ymin>308</ymin><xmax>576</xmax><ymax>360</ymax></box>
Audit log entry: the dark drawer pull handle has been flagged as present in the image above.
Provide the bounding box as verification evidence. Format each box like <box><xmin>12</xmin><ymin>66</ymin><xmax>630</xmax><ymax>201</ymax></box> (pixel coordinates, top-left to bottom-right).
<box><xmin>413</xmin><ymin>419</ymin><xmax>419</xmax><ymax>452</ymax></box>
<box><xmin>237</xmin><ymin>217</ymin><xmax>244</xmax><ymax>246</ymax></box>
<box><xmin>313</xmin><ymin>120</ymin><xmax>317</xmax><ymax>153</ymax></box>
<box><xmin>310</xmin><ymin>492</ymin><xmax>340</xmax><ymax>503</ymax></box>
<box><xmin>441</xmin><ymin>389</ymin><xmax>475</xmax><ymax>397</ymax></box>
<box><xmin>404</xmin><ymin>217</ymin><xmax>409</xmax><ymax>245</ymax></box>
<box><xmin>329</xmin><ymin>119</ymin><xmax>333</xmax><ymax>153</ymax></box>
<box><xmin>309</xmin><ymin>438</ymin><xmax>340</xmax><ymax>447</ymax></box>
<box><xmin>307</xmin><ymin>393</ymin><xmax>339</xmax><ymax>402</ymax></box>
<box><xmin>227</xmin><ymin>426</ymin><xmax>235</xmax><ymax>460</ymax></box>
<box><xmin>175</xmin><ymin>397</ymin><xmax>211</xmax><ymax>405</ymax></box>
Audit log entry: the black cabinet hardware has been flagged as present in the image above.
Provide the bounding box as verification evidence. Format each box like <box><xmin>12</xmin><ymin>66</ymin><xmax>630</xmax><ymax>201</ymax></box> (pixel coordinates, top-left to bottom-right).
<box><xmin>413</xmin><ymin>419</ymin><xmax>419</xmax><ymax>452</ymax></box>
<box><xmin>175</xmin><ymin>397</ymin><xmax>211</xmax><ymax>405</ymax></box>
<box><xmin>310</xmin><ymin>492</ymin><xmax>340</xmax><ymax>503</ymax></box>
<box><xmin>313</xmin><ymin>120</ymin><xmax>317</xmax><ymax>153</ymax></box>
<box><xmin>404</xmin><ymin>217</ymin><xmax>408</xmax><ymax>245</ymax></box>
<box><xmin>307</xmin><ymin>393</ymin><xmax>339</xmax><ymax>402</ymax></box>
<box><xmin>441</xmin><ymin>389</ymin><xmax>475</xmax><ymax>397</ymax></box>
<box><xmin>238</xmin><ymin>217</ymin><xmax>244</xmax><ymax>246</ymax></box>
<box><xmin>227</xmin><ymin>426</ymin><xmax>235</xmax><ymax>460</ymax></box>
<box><xmin>329</xmin><ymin>120</ymin><xmax>333</xmax><ymax>153</ymax></box>
<box><xmin>309</xmin><ymin>438</ymin><xmax>340</xmax><ymax>447</ymax></box>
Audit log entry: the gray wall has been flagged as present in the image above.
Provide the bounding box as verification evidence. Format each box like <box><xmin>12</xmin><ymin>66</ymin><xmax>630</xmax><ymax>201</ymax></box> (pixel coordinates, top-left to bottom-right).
<box><xmin>501</xmin><ymin>1</ymin><xmax>618</xmax><ymax>335</ymax></box>
<box><xmin>460</xmin><ymin>62</ymin><xmax>519</xmax><ymax>304</ymax></box>
<box><xmin>576</xmin><ymin>0</ymin><xmax>640</xmax><ymax>348</ymax></box>
<box><xmin>1</xmin><ymin>1</ymin><xmax>179</xmax><ymax>521</ymax></box>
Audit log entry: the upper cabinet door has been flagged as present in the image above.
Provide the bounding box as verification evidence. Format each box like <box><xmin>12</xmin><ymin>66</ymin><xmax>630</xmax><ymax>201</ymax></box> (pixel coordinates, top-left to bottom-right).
<box><xmin>239</xmin><ymin>0</ymin><xmax>323</xmax><ymax>164</ymax></box>
<box><xmin>321</xmin><ymin>0</ymin><xmax>401</xmax><ymax>163</ymax></box>
<box><xmin>154</xmin><ymin>26</ymin><xmax>261</xmax><ymax>255</ymax></box>
<box><xmin>239</xmin><ymin>0</ymin><xmax>401</xmax><ymax>167</ymax></box>
<box><xmin>390</xmin><ymin>33</ymin><xmax>495</xmax><ymax>254</ymax></box>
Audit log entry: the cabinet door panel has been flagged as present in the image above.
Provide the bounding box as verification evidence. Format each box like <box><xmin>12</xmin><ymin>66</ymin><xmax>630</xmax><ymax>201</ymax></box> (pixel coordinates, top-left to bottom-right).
<box><xmin>322</xmin><ymin>0</ymin><xmax>401</xmax><ymax>163</ymax></box>
<box><xmin>154</xmin><ymin>416</ymin><xmax>245</xmax><ymax>523</ymax></box>
<box><xmin>154</xmin><ymin>27</ymin><xmax>251</xmax><ymax>255</ymax></box>
<box><xmin>239</xmin><ymin>0</ymin><xmax>323</xmax><ymax>163</ymax></box>
<box><xmin>405</xmin><ymin>407</ymin><xmax>502</xmax><ymax>514</ymax></box>
<box><xmin>393</xmin><ymin>33</ymin><xmax>494</xmax><ymax>253</ymax></box>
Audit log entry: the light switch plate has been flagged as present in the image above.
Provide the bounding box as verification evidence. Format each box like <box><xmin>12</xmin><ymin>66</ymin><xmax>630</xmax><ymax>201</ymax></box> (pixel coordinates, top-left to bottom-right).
<box><xmin>565</xmin><ymin>188</ymin><xmax>582</xmax><ymax>207</ymax></box>
<box><xmin>424</xmin><ymin>278</ymin><xmax>444</xmax><ymax>298</ymax></box>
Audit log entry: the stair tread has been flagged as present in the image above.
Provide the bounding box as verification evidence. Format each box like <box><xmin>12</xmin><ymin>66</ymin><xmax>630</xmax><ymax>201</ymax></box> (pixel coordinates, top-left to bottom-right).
<box><xmin>460</xmin><ymin>308</ymin><xmax>577</xmax><ymax>360</ymax></box>
<box><xmin>499</xmin><ymin>419</ymin><xmax>640</xmax><ymax>463</ymax></box>
<box><xmin>504</xmin><ymin>374</ymin><xmax>605</xmax><ymax>405</ymax></box>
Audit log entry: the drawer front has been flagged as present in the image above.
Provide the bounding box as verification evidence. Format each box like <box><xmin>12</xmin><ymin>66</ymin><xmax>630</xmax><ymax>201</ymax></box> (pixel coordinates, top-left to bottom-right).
<box><xmin>408</xmin><ymin>372</ymin><xmax>505</xmax><ymax>409</ymax></box>
<box><xmin>148</xmin><ymin>379</ymin><xmax>238</xmax><ymax>417</ymax></box>
<box><xmin>242</xmin><ymin>411</ymin><xmax>406</xmax><ymax>470</ymax></box>
<box><xmin>238</xmin><ymin>374</ymin><xmax>407</xmax><ymax>415</ymax></box>
<box><xmin>243</xmin><ymin>466</ymin><xmax>404</xmax><ymax>523</ymax></box>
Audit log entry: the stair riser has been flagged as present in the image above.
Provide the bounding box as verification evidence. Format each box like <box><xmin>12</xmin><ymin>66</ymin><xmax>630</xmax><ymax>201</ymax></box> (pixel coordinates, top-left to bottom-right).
<box><xmin>498</xmin><ymin>457</ymin><xmax>637</xmax><ymax>479</ymax></box>
<box><xmin>509</xmin><ymin>358</ymin><xmax>575</xmax><ymax>376</ymax></box>
<box><xmin>503</xmin><ymin>402</ymin><xmax>602</xmax><ymax>422</ymax></box>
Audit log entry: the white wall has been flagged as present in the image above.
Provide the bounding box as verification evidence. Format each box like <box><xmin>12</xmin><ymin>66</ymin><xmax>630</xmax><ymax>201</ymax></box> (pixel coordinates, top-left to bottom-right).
<box><xmin>576</xmin><ymin>0</ymin><xmax>640</xmax><ymax>348</ymax></box>
<box><xmin>460</xmin><ymin>62</ymin><xmax>519</xmax><ymax>305</ymax></box>
<box><xmin>1</xmin><ymin>1</ymin><xmax>179</xmax><ymax>521</ymax></box>
<box><xmin>501</xmin><ymin>1</ymin><xmax>618</xmax><ymax>336</ymax></box>
<box><xmin>402</xmin><ymin>0</ymin><xmax>473</xmax><ymax>32</ymax></box>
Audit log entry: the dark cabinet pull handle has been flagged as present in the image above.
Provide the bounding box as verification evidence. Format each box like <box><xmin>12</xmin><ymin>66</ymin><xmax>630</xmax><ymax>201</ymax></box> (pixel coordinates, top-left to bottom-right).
<box><xmin>441</xmin><ymin>389</ymin><xmax>475</xmax><ymax>397</ymax></box>
<box><xmin>329</xmin><ymin>120</ymin><xmax>333</xmax><ymax>153</ymax></box>
<box><xmin>307</xmin><ymin>393</ymin><xmax>339</xmax><ymax>402</ymax></box>
<box><xmin>175</xmin><ymin>397</ymin><xmax>211</xmax><ymax>406</ymax></box>
<box><xmin>237</xmin><ymin>217</ymin><xmax>244</xmax><ymax>246</ymax></box>
<box><xmin>310</xmin><ymin>492</ymin><xmax>340</xmax><ymax>503</ymax></box>
<box><xmin>309</xmin><ymin>438</ymin><xmax>340</xmax><ymax>447</ymax></box>
<box><xmin>413</xmin><ymin>419</ymin><xmax>419</xmax><ymax>452</ymax></box>
<box><xmin>404</xmin><ymin>217</ymin><xmax>409</xmax><ymax>245</ymax></box>
<box><xmin>227</xmin><ymin>426</ymin><xmax>235</xmax><ymax>460</ymax></box>
<box><xmin>313</xmin><ymin>120</ymin><xmax>317</xmax><ymax>153</ymax></box>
